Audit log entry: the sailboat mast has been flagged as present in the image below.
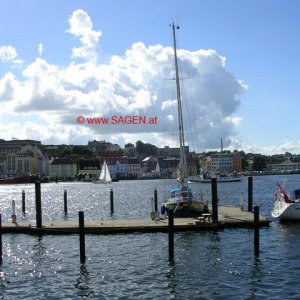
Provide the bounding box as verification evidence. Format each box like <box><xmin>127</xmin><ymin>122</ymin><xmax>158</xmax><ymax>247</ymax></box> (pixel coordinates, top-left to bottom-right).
<box><xmin>171</xmin><ymin>23</ymin><xmax>187</xmax><ymax>183</ymax></box>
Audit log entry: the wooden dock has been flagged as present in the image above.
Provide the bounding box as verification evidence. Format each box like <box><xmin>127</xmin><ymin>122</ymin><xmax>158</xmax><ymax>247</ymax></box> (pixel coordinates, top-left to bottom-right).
<box><xmin>1</xmin><ymin>206</ymin><xmax>271</xmax><ymax>235</ymax></box>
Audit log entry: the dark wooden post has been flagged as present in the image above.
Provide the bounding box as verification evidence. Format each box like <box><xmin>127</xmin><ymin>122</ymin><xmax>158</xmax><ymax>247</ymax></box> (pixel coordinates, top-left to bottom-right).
<box><xmin>64</xmin><ymin>190</ymin><xmax>68</xmax><ymax>215</ymax></box>
<box><xmin>11</xmin><ymin>200</ymin><xmax>16</xmax><ymax>223</ymax></box>
<box><xmin>110</xmin><ymin>189</ymin><xmax>114</xmax><ymax>214</ymax></box>
<box><xmin>248</xmin><ymin>176</ymin><xmax>253</xmax><ymax>212</ymax></box>
<box><xmin>22</xmin><ymin>190</ymin><xmax>26</xmax><ymax>214</ymax></box>
<box><xmin>79</xmin><ymin>211</ymin><xmax>86</xmax><ymax>263</ymax></box>
<box><xmin>154</xmin><ymin>189</ymin><xmax>158</xmax><ymax>214</ymax></box>
<box><xmin>211</xmin><ymin>178</ymin><xmax>218</xmax><ymax>222</ymax></box>
<box><xmin>254</xmin><ymin>206</ymin><xmax>260</xmax><ymax>256</ymax></box>
<box><xmin>35</xmin><ymin>182</ymin><xmax>42</xmax><ymax>229</ymax></box>
<box><xmin>0</xmin><ymin>214</ymin><xmax>2</xmax><ymax>265</ymax></box>
<box><xmin>168</xmin><ymin>209</ymin><xmax>174</xmax><ymax>262</ymax></box>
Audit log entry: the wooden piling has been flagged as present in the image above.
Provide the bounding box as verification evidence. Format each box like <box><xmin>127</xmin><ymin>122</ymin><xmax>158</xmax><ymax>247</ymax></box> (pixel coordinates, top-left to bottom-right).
<box><xmin>64</xmin><ymin>190</ymin><xmax>68</xmax><ymax>215</ymax></box>
<box><xmin>35</xmin><ymin>182</ymin><xmax>42</xmax><ymax>229</ymax></box>
<box><xmin>79</xmin><ymin>211</ymin><xmax>86</xmax><ymax>263</ymax></box>
<box><xmin>0</xmin><ymin>214</ymin><xmax>2</xmax><ymax>265</ymax></box>
<box><xmin>110</xmin><ymin>189</ymin><xmax>114</xmax><ymax>214</ymax></box>
<box><xmin>254</xmin><ymin>206</ymin><xmax>260</xmax><ymax>256</ymax></box>
<box><xmin>248</xmin><ymin>176</ymin><xmax>253</xmax><ymax>212</ymax></box>
<box><xmin>168</xmin><ymin>209</ymin><xmax>174</xmax><ymax>262</ymax></box>
<box><xmin>154</xmin><ymin>189</ymin><xmax>158</xmax><ymax>214</ymax></box>
<box><xmin>211</xmin><ymin>178</ymin><xmax>218</xmax><ymax>222</ymax></box>
<box><xmin>11</xmin><ymin>200</ymin><xmax>16</xmax><ymax>223</ymax></box>
<box><xmin>22</xmin><ymin>190</ymin><xmax>25</xmax><ymax>214</ymax></box>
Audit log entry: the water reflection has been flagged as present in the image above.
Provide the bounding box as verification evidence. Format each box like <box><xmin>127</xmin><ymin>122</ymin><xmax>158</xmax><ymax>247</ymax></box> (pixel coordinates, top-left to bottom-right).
<box><xmin>74</xmin><ymin>264</ymin><xmax>94</xmax><ymax>298</ymax></box>
<box><xmin>165</xmin><ymin>264</ymin><xmax>177</xmax><ymax>299</ymax></box>
<box><xmin>249</xmin><ymin>258</ymin><xmax>264</xmax><ymax>298</ymax></box>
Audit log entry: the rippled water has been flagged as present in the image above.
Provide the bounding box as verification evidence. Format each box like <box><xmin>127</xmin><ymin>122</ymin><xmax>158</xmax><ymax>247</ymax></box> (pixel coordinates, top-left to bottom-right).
<box><xmin>0</xmin><ymin>175</ymin><xmax>300</xmax><ymax>299</ymax></box>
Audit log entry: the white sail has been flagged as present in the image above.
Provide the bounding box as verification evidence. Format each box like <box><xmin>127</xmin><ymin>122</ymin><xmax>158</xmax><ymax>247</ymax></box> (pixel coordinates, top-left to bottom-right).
<box><xmin>98</xmin><ymin>160</ymin><xmax>112</xmax><ymax>183</ymax></box>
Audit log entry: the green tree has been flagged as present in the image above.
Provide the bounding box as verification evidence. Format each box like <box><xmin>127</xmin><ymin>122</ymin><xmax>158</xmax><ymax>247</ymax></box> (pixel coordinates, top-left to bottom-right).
<box><xmin>253</xmin><ymin>154</ymin><xmax>267</xmax><ymax>171</ymax></box>
<box><xmin>135</xmin><ymin>140</ymin><xmax>157</xmax><ymax>156</ymax></box>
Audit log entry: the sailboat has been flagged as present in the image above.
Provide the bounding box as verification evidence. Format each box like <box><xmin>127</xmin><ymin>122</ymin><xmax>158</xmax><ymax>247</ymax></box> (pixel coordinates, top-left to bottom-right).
<box><xmin>271</xmin><ymin>182</ymin><xmax>300</xmax><ymax>221</ymax></box>
<box><xmin>162</xmin><ymin>23</ymin><xmax>206</xmax><ymax>217</ymax></box>
<box><xmin>95</xmin><ymin>160</ymin><xmax>112</xmax><ymax>184</ymax></box>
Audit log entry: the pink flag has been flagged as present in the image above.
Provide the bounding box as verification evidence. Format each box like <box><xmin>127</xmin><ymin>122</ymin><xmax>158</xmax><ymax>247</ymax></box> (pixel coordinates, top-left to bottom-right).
<box><xmin>276</xmin><ymin>182</ymin><xmax>289</xmax><ymax>202</ymax></box>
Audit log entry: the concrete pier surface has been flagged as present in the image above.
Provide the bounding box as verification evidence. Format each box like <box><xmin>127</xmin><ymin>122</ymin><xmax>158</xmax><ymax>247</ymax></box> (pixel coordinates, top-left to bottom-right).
<box><xmin>1</xmin><ymin>206</ymin><xmax>271</xmax><ymax>235</ymax></box>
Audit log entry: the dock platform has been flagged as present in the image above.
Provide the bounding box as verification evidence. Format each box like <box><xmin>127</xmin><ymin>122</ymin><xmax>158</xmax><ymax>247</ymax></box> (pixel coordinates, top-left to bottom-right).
<box><xmin>1</xmin><ymin>206</ymin><xmax>271</xmax><ymax>235</ymax></box>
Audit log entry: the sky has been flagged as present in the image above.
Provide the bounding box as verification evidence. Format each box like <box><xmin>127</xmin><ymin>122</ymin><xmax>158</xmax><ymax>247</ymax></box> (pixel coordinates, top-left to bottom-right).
<box><xmin>0</xmin><ymin>0</ymin><xmax>300</xmax><ymax>154</ymax></box>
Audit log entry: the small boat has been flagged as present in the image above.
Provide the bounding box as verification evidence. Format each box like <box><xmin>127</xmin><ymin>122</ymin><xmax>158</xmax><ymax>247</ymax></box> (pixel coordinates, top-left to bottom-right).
<box><xmin>189</xmin><ymin>172</ymin><xmax>241</xmax><ymax>183</ymax></box>
<box><xmin>0</xmin><ymin>175</ymin><xmax>29</xmax><ymax>184</ymax></box>
<box><xmin>162</xmin><ymin>23</ymin><xmax>205</xmax><ymax>217</ymax></box>
<box><xmin>95</xmin><ymin>160</ymin><xmax>112</xmax><ymax>184</ymax></box>
<box><xmin>271</xmin><ymin>182</ymin><xmax>300</xmax><ymax>221</ymax></box>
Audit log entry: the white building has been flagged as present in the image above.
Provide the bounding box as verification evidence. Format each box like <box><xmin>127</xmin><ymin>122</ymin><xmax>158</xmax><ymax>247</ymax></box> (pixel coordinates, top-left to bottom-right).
<box><xmin>106</xmin><ymin>159</ymin><xmax>128</xmax><ymax>179</ymax></box>
<box><xmin>211</xmin><ymin>153</ymin><xmax>233</xmax><ymax>173</ymax></box>
<box><xmin>127</xmin><ymin>158</ymin><xmax>141</xmax><ymax>178</ymax></box>
<box><xmin>49</xmin><ymin>158</ymin><xmax>77</xmax><ymax>179</ymax></box>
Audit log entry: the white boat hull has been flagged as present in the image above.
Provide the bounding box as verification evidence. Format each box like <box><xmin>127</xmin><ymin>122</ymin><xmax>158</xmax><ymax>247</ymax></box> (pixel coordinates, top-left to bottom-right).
<box><xmin>271</xmin><ymin>201</ymin><xmax>300</xmax><ymax>221</ymax></box>
<box><xmin>189</xmin><ymin>176</ymin><xmax>241</xmax><ymax>183</ymax></box>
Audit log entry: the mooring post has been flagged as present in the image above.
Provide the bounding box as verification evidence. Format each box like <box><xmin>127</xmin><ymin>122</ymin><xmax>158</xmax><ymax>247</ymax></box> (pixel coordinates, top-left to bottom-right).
<box><xmin>110</xmin><ymin>189</ymin><xmax>114</xmax><ymax>214</ymax></box>
<box><xmin>64</xmin><ymin>189</ymin><xmax>68</xmax><ymax>215</ymax></box>
<box><xmin>254</xmin><ymin>205</ymin><xmax>260</xmax><ymax>256</ymax></box>
<box><xmin>0</xmin><ymin>214</ymin><xmax>2</xmax><ymax>265</ymax></box>
<box><xmin>22</xmin><ymin>190</ymin><xmax>25</xmax><ymax>214</ymax></box>
<box><xmin>35</xmin><ymin>181</ymin><xmax>42</xmax><ymax>229</ymax></box>
<box><xmin>11</xmin><ymin>200</ymin><xmax>17</xmax><ymax>223</ymax></box>
<box><xmin>168</xmin><ymin>209</ymin><xmax>174</xmax><ymax>262</ymax></box>
<box><xmin>79</xmin><ymin>211</ymin><xmax>86</xmax><ymax>263</ymax></box>
<box><xmin>154</xmin><ymin>189</ymin><xmax>158</xmax><ymax>216</ymax></box>
<box><xmin>211</xmin><ymin>177</ymin><xmax>218</xmax><ymax>222</ymax></box>
<box><xmin>248</xmin><ymin>176</ymin><xmax>253</xmax><ymax>212</ymax></box>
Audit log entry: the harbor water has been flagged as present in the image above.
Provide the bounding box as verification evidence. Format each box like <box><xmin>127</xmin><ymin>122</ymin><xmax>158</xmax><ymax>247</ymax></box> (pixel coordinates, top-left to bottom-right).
<box><xmin>1</xmin><ymin>175</ymin><xmax>300</xmax><ymax>299</ymax></box>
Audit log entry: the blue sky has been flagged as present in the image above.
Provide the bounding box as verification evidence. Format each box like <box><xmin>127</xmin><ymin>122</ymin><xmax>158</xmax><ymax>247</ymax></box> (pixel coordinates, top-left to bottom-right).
<box><xmin>1</xmin><ymin>0</ymin><xmax>300</xmax><ymax>154</ymax></box>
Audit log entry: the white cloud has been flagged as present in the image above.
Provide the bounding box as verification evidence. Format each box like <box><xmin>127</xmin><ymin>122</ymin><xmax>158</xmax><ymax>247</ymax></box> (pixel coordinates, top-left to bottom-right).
<box><xmin>0</xmin><ymin>45</ymin><xmax>23</xmax><ymax>66</ymax></box>
<box><xmin>0</xmin><ymin>9</ymin><xmax>251</xmax><ymax>151</ymax></box>
<box><xmin>161</xmin><ymin>99</ymin><xmax>177</xmax><ymax>110</ymax></box>
<box><xmin>67</xmin><ymin>9</ymin><xmax>101</xmax><ymax>62</ymax></box>
<box><xmin>38</xmin><ymin>43</ymin><xmax>43</xmax><ymax>56</ymax></box>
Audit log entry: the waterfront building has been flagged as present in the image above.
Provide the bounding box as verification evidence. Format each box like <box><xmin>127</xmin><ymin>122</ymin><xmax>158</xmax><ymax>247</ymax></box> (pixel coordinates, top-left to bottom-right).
<box><xmin>49</xmin><ymin>158</ymin><xmax>77</xmax><ymax>180</ymax></box>
<box><xmin>160</xmin><ymin>157</ymin><xmax>180</xmax><ymax>178</ymax></box>
<box><xmin>88</xmin><ymin>140</ymin><xmax>121</xmax><ymax>154</ymax></box>
<box><xmin>99</xmin><ymin>157</ymin><xmax>128</xmax><ymax>179</ymax></box>
<box><xmin>201</xmin><ymin>156</ymin><xmax>212</xmax><ymax>172</ymax></box>
<box><xmin>77</xmin><ymin>160</ymin><xmax>101</xmax><ymax>180</ymax></box>
<box><xmin>158</xmin><ymin>146</ymin><xmax>189</xmax><ymax>158</ymax></box>
<box><xmin>127</xmin><ymin>158</ymin><xmax>141</xmax><ymax>178</ymax></box>
<box><xmin>232</xmin><ymin>151</ymin><xmax>243</xmax><ymax>172</ymax></box>
<box><xmin>0</xmin><ymin>139</ymin><xmax>46</xmax><ymax>176</ymax></box>
<box><xmin>267</xmin><ymin>159</ymin><xmax>300</xmax><ymax>173</ymax></box>
<box><xmin>0</xmin><ymin>154</ymin><xmax>7</xmax><ymax>176</ymax></box>
<box><xmin>203</xmin><ymin>152</ymin><xmax>242</xmax><ymax>174</ymax></box>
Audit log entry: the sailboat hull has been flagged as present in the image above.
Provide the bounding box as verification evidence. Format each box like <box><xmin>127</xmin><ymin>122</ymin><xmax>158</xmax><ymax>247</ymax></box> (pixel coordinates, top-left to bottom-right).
<box><xmin>272</xmin><ymin>201</ymin><xmax>300</xmax><ymax>221</ymax></box>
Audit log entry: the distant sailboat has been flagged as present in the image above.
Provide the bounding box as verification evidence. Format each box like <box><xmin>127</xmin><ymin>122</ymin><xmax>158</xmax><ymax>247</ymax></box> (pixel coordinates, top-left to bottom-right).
<box><xmin>96</xmin><ymin>160</ymin><xmax>112</xmax><ymax>183</ymax></box>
